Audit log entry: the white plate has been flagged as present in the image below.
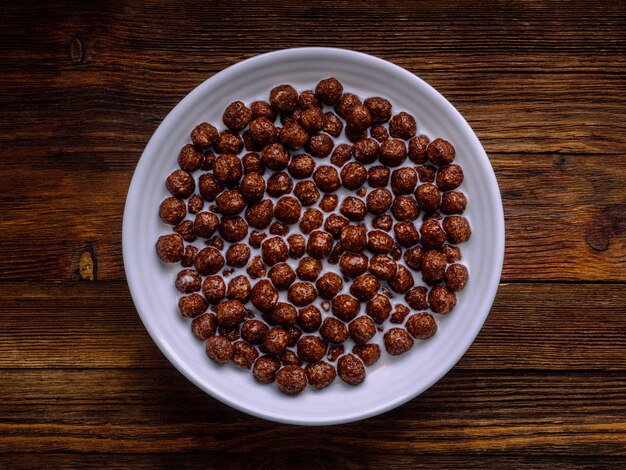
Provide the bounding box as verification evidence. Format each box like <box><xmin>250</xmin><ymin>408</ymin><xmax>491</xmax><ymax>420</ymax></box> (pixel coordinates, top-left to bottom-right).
<box><xmin>123</xmin><ymin>47</ymin><xmax>505</xmax><ymax>425</ymax></box>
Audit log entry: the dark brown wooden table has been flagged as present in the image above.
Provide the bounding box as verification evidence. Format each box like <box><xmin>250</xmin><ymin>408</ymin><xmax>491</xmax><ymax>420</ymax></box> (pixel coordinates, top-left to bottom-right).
<box><xmin>1</xmin><ymin>1</ymin><xmax>625</xmax><ymax>467</ymax></box>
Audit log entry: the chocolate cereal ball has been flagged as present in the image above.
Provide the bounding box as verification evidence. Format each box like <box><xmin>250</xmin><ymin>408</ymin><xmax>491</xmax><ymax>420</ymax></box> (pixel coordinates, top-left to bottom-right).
<box><xmin>156</xmin><ymin>234</ymin><xmax>184</xmax><ymax>263</ymax></box>
<box><xmin>353</xmin><ymin>138</ymin><xmax>380</xmax><ymax>164</ymax></box>
<box><xmin>298</xmin><ymin>305</ymin><xmax>322</xmax><ymax>333</ymax></box>
<box><xmin>214</xmin><ymin>154</ymin><xmax>243</xmax><ymax>187</ymax></box>
<box><xmin>392</xmin><ymin>196</ymin><xmax>420</xmax><ymax>221</ymax></box>
<box><xmin>261</xmin><ymin>237</ymin><xmax>289</xmax><ymax>266</ymax></box>
<box><xmin>319</xmin><ymin>194</ymin><xmax>339</xmax><ymax>212</ymax></box>
<box><xmin>389</xmin><ymin>243</ymin><xmax>402</xmax><ymax>261</ymax></box>
<box><xmin>296</xmin><ymin>257</ymin><xmax>322</xmax><ymax>281</ymax></box>
<box><xmin>445</xmin><ymin>263</ymin><xmax>468</xmax><ymax>291</ymax></box>
<box><xmin>380</xmin><ymin>139</ymin><xmax>407</xmax><ymax>167</ymax></box>
<box><xmin>249</xmin><ymin>117</ymin><xmax>277</xmax><ymax>147</ymax></box>
<box><xmin>306</xmin><ymin>133</ymin><xmax>334</xmax><ymax>158</ymax></box>
<box><xmin>181</xmin><ymin>244</ymin><xmax>198</xmax><ymax>267</ymax></box>
<box><xmin>320</xmin><ymin>317</ymin><xmax>348</xmax><ymax>344</ymax></box>
<box><xmin>306</xmin><ymin>230</ymin><xmax>334</xmax><ymax>259</ymax></box>
<box><xmin>266</xmin><ymin>172</ymin><xmax>293</xmax><ymax>198</ymax></box>
<box><xmin>436</xmin><ymin>164</ymin><xmax>464</xmax><ymax>191</ymax></box>
<box><xmin>340</xmin><ymin>225</ymin><xmax>367</xmax><ymax>253</ymax></box>
<box><xmin>331</xmin><ymin>294</ymin><xmax>360</xmax><ymax>322</ymax></box>
<box><xmin>191</xmin><ymin>122</ymin><xmax>219</xmax><ymax>149</ymax></box>
<box><xmin>251</xmin><ymin>279</ymin><xmax>279</xmax><ymax>314</ymax></box>
<box><xmin>316</xmin><ymin>272</ymin><xmax>343</xmax><ymax>300</ymax></box>
<box><xmin>251</xmin><ymin>100</ymin><xmax>277</xmax><ymax>121</ymax></box>
<box><xmin>339</xmin><ymin>252</ymin><xmax>369</xmax><ymax>278</ymax></box>
<box><xmin>279</xmin><ymin>122</ymin><xmax>309</xmax><ymax>151</ymax></box>
<box><xmin>365</xmin><ymin>188</ymin><xmax>393</xmax><ymax>216</ymax></box>
<box><xmin>269</xmin><ymin>302</ymin><xmax>298</xmax><ymax>327</ymax></box>
<box><xmin>443</xmin><ymin>216</ymin><xmax>471</xmax><ymax>244</ymax></box>
<box><xmin>242</xmin><ymin>152</ymin><xmax>264</xmax><ymax>174</ymax></box>
<box><xmin>205</xmin><ymin>336</ymin><xmax>233</xmax><ymax>364</ymax></box>
<box><xmin>422</xmin><ymin>250</ymin><xmax>447</xmax><ymax>285</ymax></box>
<box><xmin>202</xmin><ymin>275</ymin><xmax>226</xmax><ymax>304</ymax></box>
<box><xmin>242</xmin><ymin>131</ymin><xmax>260</xmax><ymax>152</ymax></box>
<box><xmin>415</xmin><ymin>183</ymin><xmax>441</xmax><ymax>213</ymax></box>
<box><xmin>353</xmin><ymin>344</ymin><xmax>381</xmax><ymax>366</ymax></box>
<box><xmin>394</xmin><ymin>221</ymin><xmax>420</xmax><ymax>247</ymax></box>
<box><xmin>227</xmin><ymin>275</ymin><xmax>251</xmax><ymax>303</ymax></box>
<box><xmin>193</xmin><ymin>247</ymin><xmax>224</xmax><ymax>275</ymax></box>
<box><xmin>364</xmin><ymin>96</ymin><xmax>392</xmax><ymax>124</ymax></box>
<box><xmin>313</xmin><ymin>165</ymin><xmax>340</xmax><ymax>193</ymax></box>
<box><xmin>368</xmin><ymin>255</ymin><xmax>398</xmax><ymax>281</ymax></box>
<box><xmin>178</xmin><ymin>144</ymin><xmax>204</xmax><ymax>172</ymax></box>
<box><xmin>420</xmin><ymin>218</ymin><xmax>447</xmax><ymax>249</ymax></box>
<box><xmin>178</xmin><ymin>293</ymin><xmax>207</xmax><ymax>318</ymax></box>
<box><xmin>298</xmin><ymin>106</ymin><xmax>324</xmax><ymax>134</ymax></box>
<box><xmin>350</xmin><ymin>274</ymin><xmax>380</xmax><ymax>301</ymax></box>
<box><xmin>441</xmin><ymin>244</ymin><xmax>462</xmax><ymax>263</ymax></box>
<box><xmin>368</xmin><ymin>165</ymin><xmax>391</xmax><ymax>188</ymax></box>
<box><xmin>427</xmin><ymin>138</ymin><xmax>455</xmax><ymax>166</ymax></box>
<box><xmin>288</xmin><ymin>154</ymin><xmax>316</xmax><ymax>179</ymax></box>
<box><xmin>389</xmin><ymin>112</ymin><xmax>417</xmax><ymax>139</ymax></box>
<box><xmin>306</xmin><ymin>362</ymin><xmax>336</xmax><ymax>390</ymax></box>
<box><xmin>330</xmin><ymin>144</ymin><xmax>353</xmax><ymax>167</ymax></box>
<box><xmin>191</xmin><ymin>312</ymin><xmax>218</xmax><ymax>340</ymax></box>
<box><xmin>159</xmin><ymin>197</ymin><xmax>186</xmax><ymax>225</ymax></box>
<box><xmin>340</xmin><ymin>197</ymin><xmax>367</xmax><ymax>221</ymax></box>
<box><xmin>287</xmin><ymin>234</ymin><xmax>307</xmax><ymax>259</ymax></box>
<box><xmin>349</xmin><ymin>316</ymin><xmax>376</xmax><ymax>345</ymax></box>
<box><xmin>297</xmin><ymin>336</ymin><xmax>327</xmax><ymax>363</ymax></box>
<box><xmin>366</xmin><ymin>294</ymin><xmax>392</xmax><ymax>324</ymax></box>
<box><xmin>253</xmin><ymin>355</ymin><xmax>281</xmax><ymax>384</ymax></box>
<box><xmin>273</xmin><ymin>196</ymin><xmax>300</xmax><ymax>225</ymax></box>
<box><xmin>225</xmin><ymin>243</ymin><xmax>250</xmax><ymax>268</ymax></box>
<box><xmin>323</xmin><ymin>112</ymin><xmax>343</xmax><ymax>137</ymax></box>
<box><xmin>370</xmin><ymin>125</ymin><xmax>389</xmax><ymax>143</ymax></box>
<box><xmin>315</xmin><ymin>77</ymin><xmax>343</xmax><ymax>105</ymax></box>
<box><xmin>193</xmin><ymin>211</ymin><xmax>218</xmax><ymax>238</ymax></box>
<box><xmin>416</xmin><ymin>165</ymin><xmax>436</xmax><ymax>183</ymax></box>
<box><xmin>336</xmin><ymin>93</ymin><xmax>362</xmax><ymax>119</ymax></box>
<box><xmin>198</xmin><ymin>174</ymin><xmax>221</xmax><ymax>203</ymax></box>
<box><xmin>216</xmin><ymin>299</ymin><xmax>246</xmax><ymax>327</ymax></box>
<box><xmin>406</xmin><ymin>313</ymin><xmax>437</xmax><ymax>340</ymax></box>
<box><xmin>285</xmin><ymin>279</ymin><xmax>316</xmax><ymax>306</ymax></box>
<box><xmin>247</xmin><ymin>255</ymin><xmax>267</xmax><ymax>279</ymax></box>
<box><xmin>293</xmin><ymin>180</ymin><xmax>320</xmax><ymax>207</ymax></box>
<box><xmin>429</xmin><ymin>285</ymin><xmax>457</xmax><ymax>314</ymax></box>
<box><xmin>275</xmin><ymin>365</ymin><xmax>307</xmax><ymax>396</ymax></box>
<box><xmin>245</xmin><ymin>199</ymin><xmax>273</xmax><ymax>229</ymax></box>
<box><xmin>263</xmin><ymin>327</ymin><xmax>290</xmax><ymax>355</ymax></box>
<box><xmin>219</xmin><ymin>216</ymin><xmax>248</xmax><ymax>242</ymax></box>
<box><xmin>240</xmin><ymin>173</ymin><xmax>266</xmax><ymax>203</ymax></box>
<box><xmin>267</xmin><ymin>262</ymin><xmax>296</xmax><ymax>291</ymax></box>
<box><xmin>215</xmin><ymin>189</ymin><xmax>245</xmax><ymax>216</ymax></box>
<box><xmin>347</xmin><ymin>104</ymin><xmax>372</xmax><ymax>131</ymax></box>
<box><xmin>188</xmin><ymin>194</ymin><xmax>204</xmax><ymax>214</ymax></box>
<box><xmin>340</xmin><ymin>162</ymin><xmax>367</xmax><ymax>190</ymax></box>
<box><xmin>407</xmin><ymin>135</ymin><xmax>429</xmax><ymax>164</ymax></box>
<box><xmin>389</xmin><ymin>170</ymin><xmax>417</xmax><ymax>198</ymax></box>
<box><xmin>297</xmin><ymin>90</ymin><xmax>320</xmax><ymax>110</ymax></box>
<box><xmin>405</xmin><ymin>286</ymin><xmax>428</xmax><ymax>311</ymax></box>
<box><xmin>166</xmin><ymin>170</ymin><xmax>195</xmax><ymax>199</ymax></box>
<box><xmin>270</xmin><ymin>84</ymin><xmax>298</xmax><ymax>113</ymax></box>
<box><xmin>384</xmin><ymin>328</ymin><xmax>414</xmax><ymax>355</ymax></box>
<box><xmin>367</xmin><ymin>230</ymin><xmax>394</xmax><ymax>254</ymax></box>
<box><xmin>346</xmin><ymin>128</ymin><xmax>368</xmax><ymax>145</ymax></box>
<box><xmin>280</xmin><ymin>349</ymin><xmax>302</xmax><ymax>366</ymax></box>
<box><xmin>441</xmin><ymin>191</ymin><xmax>467</xmax><ymax>215</ymax></box>
<box><xmin>173</xmin><ymin>220</ymin><xmax>195</xmax><ymax>242</ymax></box>
<box><xmin>338</xmin><ymin>354</ymin><xmax>366</xmax><ymax>386</ymax></box>
<box><xmin>201</xmin><ymin>151</ymin><xmax>217</xmax><ymax>170</ymax></box>
<box><xmin>324</xmin><ymin>213</ymin><xmax>350</xmax><ymax>239</ymax></box>
<box><xmin>262</xmin><ymin>142</ymin><xmax>289</xmax><ymax>171</ymax></box>
<box><xmin>215</xmin><ymin>131</ymin><xmax>244</xmax><ymax>155</ymax></box>
<box><xmin>222</xmin><ymin>101</ymin><xmax>252</xmax><ymax>131</ymax></box>
<box><xmin>389</xmin><ymin>264</ymin><xmax>415</xmax><ymax>294</ymax></box>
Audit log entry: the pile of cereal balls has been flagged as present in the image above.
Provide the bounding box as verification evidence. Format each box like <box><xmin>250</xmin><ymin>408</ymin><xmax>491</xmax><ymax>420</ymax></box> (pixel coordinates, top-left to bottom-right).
<box><xmin>155</xmin><ymin>78</ymin><xmax>470</xmax><ymax>395</ymax></box>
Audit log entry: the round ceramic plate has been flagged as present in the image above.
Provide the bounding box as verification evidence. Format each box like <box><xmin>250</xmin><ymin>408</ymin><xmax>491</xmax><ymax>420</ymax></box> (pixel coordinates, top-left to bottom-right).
<box><xmin>123</xmin><ymin>47</ymin><xmax>505</xmax><ymax>425</ymax></box>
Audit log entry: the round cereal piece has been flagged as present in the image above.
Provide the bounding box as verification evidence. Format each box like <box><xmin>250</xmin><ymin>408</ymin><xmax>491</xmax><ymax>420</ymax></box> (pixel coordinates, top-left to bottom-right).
<box><xmin>352</xmin><ymin>138</ymin><xmax>380</xmax><ymax>164</ymax></box>
<box><xmin>327</xmin><ymin>241</ymin><xmax>345</xmax><ymax>265</ymax></box>
<box><xmin>436</xmin><ymin>164</ymin><xmax>464</xmax><ymax>191</ymax></box>
<box><xmin>348</xmin><ymin>127</ymin><xmax>368</xmax><ymax>145</ymax></box>
<box><xmin>427</xmin><ymin>138</ymin><xmax>455</xmax><ymax>166</ymax></box>
<box><xmin>178</xmin><ymin>293</ymin><xmax>207</xmax><ymax>318</ymax></box>
<box><xmin>348</xmin><ymin>316</ymin><xmax>376</xmax><ymax>345</ymax></box>
<box><xmin>330</xmin><ymin>144</ymin><xmax>353</xmax><ymax>167</ymax></box>
<box><xmin>392</xmin><ymin>196</ymin><xmax>420</xmax><ymax>221</ymax></box>
<box><xmin>364</xmin><ymin>96</ymin><xmax>392</xmax><ymax>124</ymax></box>
<box><xmin>227</xmin><ymin>275</ymin><xmax>251</xmax><ymax>303</ymax></box>
<box><xmin>198</xmin><ymin>173</ymin><xmax>222</xmax><ymax>202</ymax></box>
<box><xmin>203</xmin><ymin>151</ymin><xmax>218</xmax><ymax>171</ymax></box>
<box><xmin>297</xmin><ymin>90</ymin><xmax>320</xmax><ymax>110</ymax></box>
<box><xmin>366</xmin><ymin>188</ymin><xmax>393</xmax><ymax>216</ymax></box>
<box><xmin>389</xmin><ymin>243</ymin><xmax>403</xmax><ymax>261</ymax></box>
<box><xmin>261</xmin><ymin>236</ymin><xmax>289</xmax><ymax>266</ymax></box>
<box><xmin>275</xmin><ymin>365</ymin><xmax>307</xmax><ymax>396</ymax></box>
<box><xmin>193</xmin><ymin>211</ymin><xmax>218</xmax><ymax>238</ymax></box>
<box><xmin>416</xmin><ymin>165</ymin><xmax>436</xmax><ymax>184</ymax></box>
<box><xmin>239</xmin><ymin>173</ymin><xmax>266</xmax><ymax>203</ymax></box>
<box><xmin>279</xmin><ymin>122</ymin><xmax>309</xmax><ymax>151</ymax></box>
<box><xmin>188</xmin><ymin>194</ymin><xmax>204</xmax><ymax>214</ymax></box>
<box><xmin>296</xmin><ymin>257</ymin><xmax>322</xmax><ymax>282</ymax></box>
<box><xmin>368</xmin><ymin>255</ymin><xmax>398</xmax><ymax>281</ymax></box>
<box><xmin>405</xmin><ymin>286</ymin><xmax>429</xmax><ymax>310</ymax></box>
<box><xmin>225</xmin><ymin>243</ymin><xmax>250</xmax><ymax>268</ymax></box>
<box><xmin>231</xmin><ymin>341</ymin><xmax>259</xmax><ymax>369</ymax></box>
<box><xmin>251</xmin><ymin>100</ymin><xmax>277</xmax><ymax>121</ymax></box>
<box><xmin>394</xmin><ymin>221</ymin><xmax>420</xmax><ymax>247</ymax></box>
<box><xmin>370</xmin><ymin>125</ymin><xmax>389</xmax><ymax>143</ymax></box>
<box><xmin>315</xmin><ymin>77</ymin><xmax>343</xmax><ymax>105</ymax></box>
<box><xmin>287</xmin><ymin>325</ymin><xmax>303</xmax><ymax>348</ymax></box>
<box><xmin>242</xmin><ymin>152</ymin><xmax>264</xmax><ymax>174</ymax></box>
<box><xmin>389</xmin><ymin>112</ymin><xmax>417</xmax><ymax>139</ymax></box>
<box><xmin>367</xmin><ymin>230</ymin><xmax>394</xmax><ymax>254</ymax></box>
<box><xmin>270</xmin><ymin>221</ymin><xmax>289</xmax><ymax>236</ymax></box>
<box><xmin>406</xmin><ymin>313</ymin><xmax>437</xmax><ymax>340</ymax></box>
<box><xmin>319</xmin><ymin>194</ymin><xmax>339</xmax><ymax>212</ymax></box>
<box><xmin>298</xmin><ymin>106</ymin><xmax>324</xmax><ymax>134</ymax></box>
<box><xmin>288</xmin><ymin>153</ymin><xmax>316</xmax><ymax>179</ymax></box>
<box><xmin>324</xmin><ymin>213</ymin><xmax>350</xmax><ymax>239</ymax></box>
<box><xmin>443</xmin><ymin>216</ymin><xmax>471</xmax><ymax>244</ymax></box>
<box><xmin>388</xmin><ymin>305</ymin><xmax>409</xmax><ymax>324</ymax></box>
<box><xmin>380</xmin><ymin>139</ymin><xmax>407</xmax><ymax>167</ymax></box>
<box><xmin>266</xmin><ymin>172</ymin><xmax>293</xmax><ymax>198</ymax></box>
<box><xmin>253</xmin><ymin>355</ymin><xmax>281</xmax><ymax>384</ymax></box>
<box><xmin>346</xmin><ymin>104</ymin><xmax>372</xmax><ymax>131</ymax></box>
<box><xmin>159</xmin><ymin>197</ymin><xmax>186</xmax><ymax>225</ymax></box>
<box><xmin>389</xmin><ymin>264</ymin><xmax>415</xmax><ymax>294</ymax></box>
<box><xmin>205</xmin><ymin>336</ymin><xmax>233</xmax><ymax>364</ymax></box>
<box><xmin>408</xmin><ymin>135</ymin><xmax>430</xmax><ymax>163</ymax></box>
<box><xmin>249</xmin><ymin>117</ymin><xmax>277</xmax><ymax>147</ymax></box>
<box><xmin>240</xmin><ymin>320</ymin><xmax>268</xmax><ymax>347</ymax></box>
<box><xmin>336</xmin><ymin>93</ymin><xmax>362</xmax><ymax>118</ymax></box>
<box><xmin>339</xmin><ymin>252</ymin><xmax>369</xmax><ymax>278</ymax></box>
<box><xmin>340</xmin><ymin>197</ymin><xmax>367</xmax><ymax>221</ymax></box>
<box><xmin>215</xmin><ymin>189</ymin><xmax>245</xmax><ymax>216</ymax></box>
<box><xmin>191</xmin><ymin>312</ymin><xmax>218</xmax><ymax>341</ymax></box>
<box><xmin>280</xmin><ymin>110</ymin><xmax>302</xmax><ymax>127</ymax></box>
<box><xmin>353</xmin><ymin>343</ymin><xmax>381</xmax><ymax>366</ymax></box>
<box><xmin>297</xmin><ymin>335</ymin><xmax>327</xmax><ymax>363</ymax></box>
<box><xmin>331</xmin><ymin>294</ymin><xmax>360</xmax><ymax>322</ymax></box>
<box><xmin>422</xmin><ymin>249</ymin><xmax>446</xmax><ymax>285</ymax></box>
<box><xmin>219</xmin><ymin>216</ymin><xmax>248</xmax><ymax>242</ymax></box>
<box><xmin>420</xmin><ymin>218</ymin><xmax>447</xmax><ymax>249</ymax></box>
<box><xmin>216</xmin><ymin>299</ymin><xmax>246</xmax><ymax>327</ymax></box>
<box><xmin>316</xmin><ymin>272</ymin><xmax>343</xmax><ymax>300</ymax></box>
<box><xmin>390</xmin><ymin>168</ymin><xmax>417</xmax><ymax>196</ymax></box>
<box><xmin>313</xmin><ymin>165</ymin><xmax>340</xmax><ymax>193</ymax></box>
<box><xmin>305</xmin><ymin>361</ymin><xmax>336</xmax><ymax>389</ymax></box>
<box><xmin>193</xmin><ymin>247</ymin><xmax>224</xmax><ymax>275</ymax></box>
<box><xmin>441</xmin><ymin>191</ymin><xmax>467</xmax><ymax>215</ymax></box>
<box><xmin>349</xmin><ymin>274</ymin><xmax>380</xmax><ymax>302</ymax></box>
<box><xmin>166</xmin><ymin>170</ymin><xmax>195</xmax><ymax>199</ymax></box>
<box><xmin>338</xmin><ymin>354</ymin><xmax>366</xmax><ymax>385</ymax></box>
<box><xmin>323</xmin><ymin>112</ymin><xmax>343</xmax><ymax>137</ymax></box>
<box><xmin>293</xmin><ymin>180</ymin><xmax>320</xmax><ymax>207</ymax></box>
<box><xmin>245</xmin><ymin>199</ymin><xmax>274</xmax><ymax>229</ymax></box>
<box><xmin>306</xmin><ymin>133</ymin><xmax>334</xmax><ymax>158</ymax></box>
<box><xmin>155</xmin><ymin>234</ymin><xmax>184</xmax><ymax>263</ymax></box>
<box><xmin>242</xmin><ymin>130</ymin><xmax>259</xmax><ymax>152</ymax></box>
<box><xmin>270</xmin><ymin>84</ymin><xmax>298</xmax><ymax>113</ymax></box>
<box><xmin>320</xmin><ymin>317</ymin><xmax>349</xmax><ymax>344</ymax></box>
<box><xmin>441</xmin><ymin>244</ymin><xmax>462</xmax><ymax>263</ymax></box>
<box><xmin>269</xmin><ymin>302</ymin><xmax>298</xmax><ymax>327</ymax></box>
<box><xmin>306</xmin><ymin>230</ymin><xmax>334</xmax><ymax>259</ymax></box>
<box><xmin>222</xmin><ymin>100</ymin><xmax>251</xmax><ymax>131</ymax></box>
<box><xmin>340</xmin><ymin>225</ymin><xmax>367</xmax><ymax>253</ymax></box>
<box><xmin>384</xmin><ymin>328</ymin><xmax>414</xmax><ymax>355</ymax></box>
<box><xmin>178</xmin><ymin>144</ymin><xmax>204</xmax><ymax>172</ymax></box>
<box><xmin>266</xmin><ymin>263</ymin><xmax>296</xmax><ymax>291</ymax></box>
<box><xmin>280</xmin><ymin>349</ymin><xmax>302</xmax><ymax>366</ymax></box>
<box><xmin>287</xmin><ymin>234</ymin><xmax>306</xmax><ymax>259</ymax></box>
<box><xmin>287</xmin><ymin>281</ymin><xmax>317</xmax><ymax>307</ymax></box>
<box><xmin>214</xmin><ymin>154</ymin><xmax>243</xmax><ymax>187</ymax></box>
<box><xmin>247</xmin><ymin>255</ymin><xmax>266</xmax><ymax>279</ymax></box>
<box><xmin>415</xmin><ymin>183</ymin><xmax>441</xmax><ymax>214</ymax></box>
<box><xmin>340</xmin><ymin>162</ymin><xmax>367</xmax><ymax>190</ymax></box>
<box><xmin>298</xmin><ymin>305</ymin><xmax>322</xmax><ymax>333</ymax></box>
<box><xmin>215</xmin><ymin>130</ymin><xmax>244</xmax><ymax>155</ymax></box>
<box><xmin>445</xmin><ymin>263</ymin><xmax>468</xmax><ymax>292</ymax></box>
<box><xmin>263</xmin><ymin>327</ymin><xmax>290</xmax><ymax>356</ymax></box>
<box><xmin>251</xmin><ymin>279</ymin><xmax>279</xmax><ymax>313</ymax></box>
<box><xmin>368</xmin><ymin>165</ymin><xmax>390</xmax><ymax>187</ymax></box>
<box><xmin>429</xmin><ymin>285</ymin><xmax>457</xmax><ymax>314</ymax></box>
<box><xmin>181</xmin><ymin>244</ymin><xmax>198</xmax><ymax>267</ymax></box>
<box><xmin>218</xmin><ymin>325</ymin><xmax>240</xmax><ymax>342</ymax></box>
<box><xmin>260</xmin><ymin>142</ymin><xmax>288</xmax><ymax>171</ymax></box>
<box><xmin>201</xmin><ymin>275</ymin><xmax>226</xmax><ymax>304</ymax></box>
<box><xmin>191</xmin><ymin>122</ymin><xmax>219</xmax><ymax>149</ymax></box>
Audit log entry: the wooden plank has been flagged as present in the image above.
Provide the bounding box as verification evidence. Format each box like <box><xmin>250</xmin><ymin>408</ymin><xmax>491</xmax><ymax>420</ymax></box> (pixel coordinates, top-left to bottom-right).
<box><xmin>0</xmin><ymin>154</ymin><xmax>624</xmax><ymax>282</ymax></box>
<box><xmin>0</xmin><ymin>282</ymin><xmax>623</xmax><ymax>370</ymax></box>
<box><xmin>0</xmin><ymin>368</ymin><xmax>623</xmax><ymax>456</ymax></box>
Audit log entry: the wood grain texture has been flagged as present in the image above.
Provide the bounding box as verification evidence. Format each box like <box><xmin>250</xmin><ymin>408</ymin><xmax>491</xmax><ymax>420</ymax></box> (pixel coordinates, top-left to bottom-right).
<box><xmin>1</xmin><ymin>0</ymin><xmax>625</xmax><ymax>467</ymax></box>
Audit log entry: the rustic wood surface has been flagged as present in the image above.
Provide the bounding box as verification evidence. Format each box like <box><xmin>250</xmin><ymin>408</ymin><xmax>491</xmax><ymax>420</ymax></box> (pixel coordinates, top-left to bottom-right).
<box><xmin>1</xmin><ymin>1</ymin><xmax>625</xmax><ymax>468</ymax></box>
